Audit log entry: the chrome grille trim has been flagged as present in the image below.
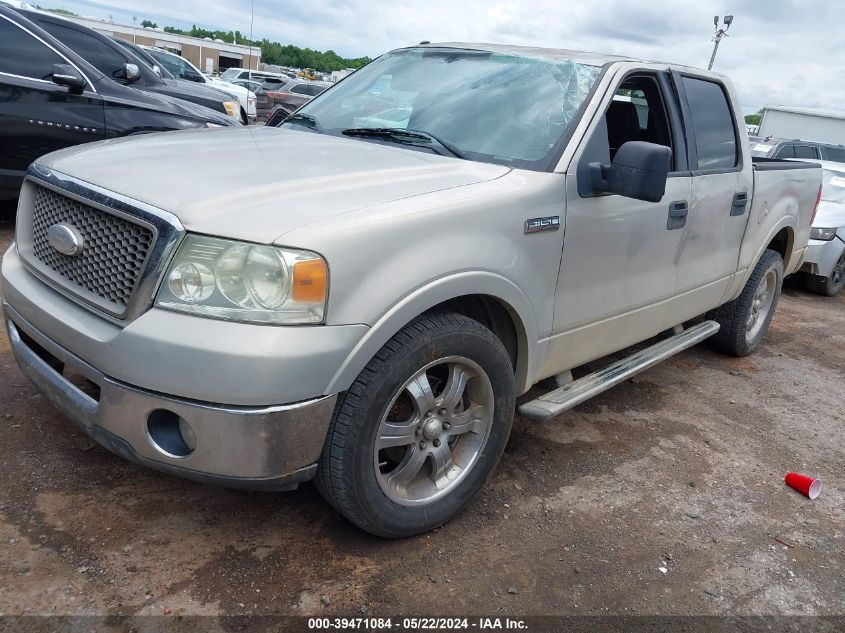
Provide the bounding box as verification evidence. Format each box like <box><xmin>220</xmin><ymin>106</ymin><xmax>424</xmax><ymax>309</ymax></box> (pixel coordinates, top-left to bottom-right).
<box><xmin>16</xmin><ymin>165</ymin><xmax>185</xmax><ymax>323</ymax></box>
<box><xmin>31</xmin><ymin>186</ymin><xmax>155</xmax><ymax>308</ymax></box>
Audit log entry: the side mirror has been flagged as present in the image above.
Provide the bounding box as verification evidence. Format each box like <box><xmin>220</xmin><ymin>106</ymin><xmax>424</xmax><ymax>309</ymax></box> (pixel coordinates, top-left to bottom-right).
<box><xmin>51</xmin><ymin>64</ymin><xmax>86</xmax><ymax>91</ymax></box>
<box><xmin>124</xmin><ymin>63</ymin><xmax>141</xmax><ymax>82</ymax></box>
<box><xmin>591</xmin><ymin>141</ymin><xmax>672</xmax><ymax>203</ymax></box>
<box><xmin>152</xmin><ymin>64</ymin><xmax>163</xmax><ymax>78</ymax></box>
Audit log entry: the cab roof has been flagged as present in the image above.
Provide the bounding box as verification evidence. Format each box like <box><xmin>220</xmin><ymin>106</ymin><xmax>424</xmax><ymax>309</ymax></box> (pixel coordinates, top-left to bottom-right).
<box><xmin>413</xmin><ymin>41</ymin><xmax>702</xmax><ymax>71</ymax></box>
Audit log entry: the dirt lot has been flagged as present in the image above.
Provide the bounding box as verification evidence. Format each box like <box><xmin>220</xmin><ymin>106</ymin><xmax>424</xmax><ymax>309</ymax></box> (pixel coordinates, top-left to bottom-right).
<box><xmin>0</xmin><ymin>215</ymin><xmax>843</xmax><ymax>620</ymax></box>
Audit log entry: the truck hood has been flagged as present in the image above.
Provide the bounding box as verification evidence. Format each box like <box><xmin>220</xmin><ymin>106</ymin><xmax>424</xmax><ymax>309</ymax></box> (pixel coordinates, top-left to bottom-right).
<box><xmin>36</xmin><ymin>127</ymin><xmax>510</xmax><ymax>243</ymax></box>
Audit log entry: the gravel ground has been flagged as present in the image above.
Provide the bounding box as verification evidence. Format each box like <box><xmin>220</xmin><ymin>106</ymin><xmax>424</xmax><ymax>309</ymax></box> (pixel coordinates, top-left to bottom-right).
<box><xmin>0</xmin><ymin>216</ymin><xmax>843</xmax><ymax>620</ymax></box>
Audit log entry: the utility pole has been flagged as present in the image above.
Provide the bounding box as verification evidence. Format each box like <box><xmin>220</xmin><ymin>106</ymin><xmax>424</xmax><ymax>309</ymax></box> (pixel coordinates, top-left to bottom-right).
<box><xmin>132</xmin><ymin>16</ymin><xmax>137</xmax><ymax>43</ymax></box>
<box><xmin>708</xmin><ymin>15</ymin><xmax>734</xmax><ymax>70</ymax></box>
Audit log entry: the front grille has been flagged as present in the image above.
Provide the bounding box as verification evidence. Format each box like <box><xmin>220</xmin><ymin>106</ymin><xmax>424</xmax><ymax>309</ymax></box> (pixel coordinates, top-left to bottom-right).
<box><xmin>30</xmin><ymin>186</ymin><xmax>154</xmax><ymax>309</ymax></box>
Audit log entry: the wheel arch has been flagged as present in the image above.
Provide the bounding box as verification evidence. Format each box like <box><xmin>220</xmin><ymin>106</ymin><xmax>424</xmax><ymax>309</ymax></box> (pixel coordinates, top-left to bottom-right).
<box><xmin>766</xmin><ymin>226</ymin><xmax>795</xmax><ymax>266</ymax></box>
<box><xmin>325</xmin><ymin>272</ymin><xmax>540</xmax><ymax>396</ymax></box>
<box><xmin>727</xmin><ymin>220</ymin><xmax>796</xmax><ymax>300</ymax></box>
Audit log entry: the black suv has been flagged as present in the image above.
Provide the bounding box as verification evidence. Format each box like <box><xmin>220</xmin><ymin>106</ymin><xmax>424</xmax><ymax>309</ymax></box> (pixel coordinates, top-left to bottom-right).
<box><xmin>0</xmin><ymin>5</ymin><xmax>236</xmax><ymax>199</ymax></box>
<box><xmin>112</xmin><ymin>38</ymin><xmax>248</xmax><ymax>123</ymax></box>
<box><xmin>15</xmin><ymin>6</ymin><xmax>247</xmax><ymax>124</ymax></box>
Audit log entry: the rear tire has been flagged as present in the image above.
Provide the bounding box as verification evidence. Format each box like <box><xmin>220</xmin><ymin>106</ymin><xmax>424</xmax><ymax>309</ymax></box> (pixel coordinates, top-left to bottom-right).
<box><xmin>707</xmin><ymin>249</ymin><xmax>784</xmax><ymax>356</ymax></box>
<box><xmin>804</xmin><ymin>250</ymin><xmax>845</xmax><ymax>296</ymax></box>
<box><xmin>316</xmin><ymin>313</ymin><xmax>515</xmax><ymax>538</ymax></box>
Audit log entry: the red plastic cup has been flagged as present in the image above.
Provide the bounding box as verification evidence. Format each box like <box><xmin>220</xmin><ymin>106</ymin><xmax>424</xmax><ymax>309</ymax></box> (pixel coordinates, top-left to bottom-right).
<box><xmin>785</xmin><ymin>472</ymin><xmax>821</xmax><ymax>499</ymax></box>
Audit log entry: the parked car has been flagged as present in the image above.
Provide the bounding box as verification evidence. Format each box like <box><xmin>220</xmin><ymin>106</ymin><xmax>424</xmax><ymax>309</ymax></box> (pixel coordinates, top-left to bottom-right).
<box><xmin>144</xmin><ymin>47</ymin><xmax>256</xmax><ymax>119</ymax></box>
<box><xmin>228</xmin><ymin>78</ymin><xmax>262</xmax><ymax>93</ymax></box>
<box><xmin>0</xmin><ymin>5</ymin><xmax>235</xmax><ymax>199</ymax></box>
<box><xmin>800</xmin><ymin>161</ymin><xmax>845</xmax><ymax>295</ymax></box>
<box><xmin>1</xmin><ymin>43</ymin><xmax>822</xmax><ymax>537</ymax></box>
<box><xmin>112</xmin><ymin>37</ymin><xmax>248</xmax><ymax>124</ymax></box>
<box><xmin>256</xmin><ymin>78</ymin><xmax>330</xmax><ymax>118</ymax></box>
<box><xmin>219</xmin><ymin>67</ymin><xmax>294</xmax><ymax>83</ymax></box>
<box><xmin>749</xmin><ymin>136</ymin><xmax>845</xmax><ymax>162</ymax></box>
<box><xmin>12</xmin><ymin>6</ymin><xmax>244</xmax><ymax>125</ymax></box>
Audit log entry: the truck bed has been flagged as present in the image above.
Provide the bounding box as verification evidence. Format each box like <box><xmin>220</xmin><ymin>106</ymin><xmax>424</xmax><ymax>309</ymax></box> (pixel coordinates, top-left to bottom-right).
<box><xmin>736</xmin><ymin>157</ymin><xmax>823</xmax><ymax>282</ymax></box>
<box><xmin>751</xmin><ymin>156</ymin><xmax>822</xmax><ymax>171</ymax></box>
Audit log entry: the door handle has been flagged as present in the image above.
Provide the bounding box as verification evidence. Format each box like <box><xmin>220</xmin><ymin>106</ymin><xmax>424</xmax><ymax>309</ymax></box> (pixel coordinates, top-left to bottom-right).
<box><xmin>667</xmin><ymin>200</ymin><xmax>688</xmax><ymax>230</ymax></box>
<box><xmin>731</xmin><ymin>191</ymin><xmax>748</xmax><ymax>216</ymax></box>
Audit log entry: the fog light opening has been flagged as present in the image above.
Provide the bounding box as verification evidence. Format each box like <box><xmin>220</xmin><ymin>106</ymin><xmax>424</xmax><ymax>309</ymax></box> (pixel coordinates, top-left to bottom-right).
<box><xmin>147</xmin><ymin>409</ymin><xmax>195</xmax><ymax>457</ymax></box>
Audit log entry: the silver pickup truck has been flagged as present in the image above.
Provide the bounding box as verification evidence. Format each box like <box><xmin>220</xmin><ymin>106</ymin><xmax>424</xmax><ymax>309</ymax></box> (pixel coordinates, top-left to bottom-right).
<box><xmin>1</xmin><ymin>43</ymin><xmax>823</xmax><ymax>537</ymax></box>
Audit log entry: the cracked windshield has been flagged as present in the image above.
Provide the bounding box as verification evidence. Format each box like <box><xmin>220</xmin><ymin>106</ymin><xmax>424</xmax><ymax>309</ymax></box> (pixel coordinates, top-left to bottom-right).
<box><xmin>287</xmin><ymin>48</ymin><xmax>600</xmax><ymax>169</ymax></box>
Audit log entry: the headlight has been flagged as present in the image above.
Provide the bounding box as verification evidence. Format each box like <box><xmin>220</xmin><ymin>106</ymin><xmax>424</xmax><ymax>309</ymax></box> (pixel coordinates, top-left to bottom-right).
<box><xmin>810</xmin><ymin>227</ymin><xmax>837</xmax><ymax>241</ymax></box>
<box><xmin>156</xmin><ymin>235</ymin><xmax>328</xmax><ymax>324</ymax></box>
<box><xmin>222</xmin><ymin>100</ymin><xmax>240</xmax><ymax>118</ymax></box>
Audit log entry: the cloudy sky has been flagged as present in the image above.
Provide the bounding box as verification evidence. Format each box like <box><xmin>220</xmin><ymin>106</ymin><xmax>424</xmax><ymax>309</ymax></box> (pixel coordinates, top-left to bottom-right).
<box><xmin>37</xmin><ymin>0</ymin><xmax>845</xmax><ymax>115</ymax></box>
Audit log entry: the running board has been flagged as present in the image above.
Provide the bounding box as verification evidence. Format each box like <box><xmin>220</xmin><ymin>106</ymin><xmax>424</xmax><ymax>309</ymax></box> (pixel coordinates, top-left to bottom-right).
<box><xmin>518</xmin><ymin>320</ymin><xmax>720</xmax><ymax>421</ymax></box>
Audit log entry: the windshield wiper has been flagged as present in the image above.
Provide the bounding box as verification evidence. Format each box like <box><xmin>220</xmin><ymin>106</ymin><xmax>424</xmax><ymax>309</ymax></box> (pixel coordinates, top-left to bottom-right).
<box><xmin>341</xmin><ymin>127</ymin><xmax>466</xmax><ymax>160</ymax></box>
<box><xmin>284</xmin><ymin>113</ymin><xmax>320</xmax><ymax>131</ymax></box>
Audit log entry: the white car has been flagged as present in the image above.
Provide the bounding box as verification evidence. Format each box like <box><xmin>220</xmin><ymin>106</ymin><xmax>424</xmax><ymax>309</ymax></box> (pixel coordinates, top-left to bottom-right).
<box><xmin>801</xmin><ymin>160</ymin><xmax>845</xmax><ymax>296</ymax></box>
<box><xmin>220</xmin><ymin>67</ymin><xmax>295</xmax><ymax>83</ymax></box>
<box><xmin>144</xmin><ymin>47</ymin><xmax>256</xmax><ymax>119</ymax></box>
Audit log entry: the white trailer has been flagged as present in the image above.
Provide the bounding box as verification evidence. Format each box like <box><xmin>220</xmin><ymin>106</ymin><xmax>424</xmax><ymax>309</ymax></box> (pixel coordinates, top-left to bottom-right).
<box><xmin>758</xmin><ymin>106</ymin><xmax>845</xmax><ymax>145</ymax></box>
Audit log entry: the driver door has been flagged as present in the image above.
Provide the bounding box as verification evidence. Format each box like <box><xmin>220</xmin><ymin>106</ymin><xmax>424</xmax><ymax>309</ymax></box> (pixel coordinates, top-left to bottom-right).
<box><xmin>541</xmin><ymin>70</ymin><xmax>691</xmax><ymax>376</ymax></box>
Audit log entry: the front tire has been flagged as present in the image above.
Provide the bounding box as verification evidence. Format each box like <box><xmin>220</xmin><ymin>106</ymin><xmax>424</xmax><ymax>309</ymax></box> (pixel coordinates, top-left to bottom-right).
<box><xmin>708</xmin><ymin>249</ymin><xmax>784</xmax><ymax>356</ymax></box>
<box><xmin>316</xmin><ymin>313</ymin><xmax>515</xmax><ymax>538</ymax></box>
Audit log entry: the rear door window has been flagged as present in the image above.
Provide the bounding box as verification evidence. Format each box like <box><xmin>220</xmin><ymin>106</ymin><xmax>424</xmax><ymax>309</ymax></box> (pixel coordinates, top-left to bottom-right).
<box><xmin>0</xmin><ymin>17</ymin><xmax>65</xmax><ymax>81</ymax></box>
<box><xmin>775</xmin><ymin>145</ymin><xmax>795</xmax><ymax>159</ymax></box>
<box><xmin>793</xmin><ymin>144</ymin><xmax>818</xmax><ymax>159</ymax></box>
<box><xmin>821</xmin><ymin>146</ymin><xmax>845</xmax><ymax>162</ymax></box>
<box><xmin>680</xmin><ymin>76</ymin><xmax>738</xmax><ymax>170</ymax></box>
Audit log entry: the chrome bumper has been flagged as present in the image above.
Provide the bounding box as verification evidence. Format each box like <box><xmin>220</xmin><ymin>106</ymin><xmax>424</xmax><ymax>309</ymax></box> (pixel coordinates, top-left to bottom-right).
<box><xmin>3</xmin><ymin>301</ymin><xmax>336</xmax><ymax>491</ymax></box>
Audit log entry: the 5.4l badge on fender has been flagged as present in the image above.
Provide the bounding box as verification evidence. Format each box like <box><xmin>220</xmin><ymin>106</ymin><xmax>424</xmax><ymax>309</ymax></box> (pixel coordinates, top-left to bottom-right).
<box><xmin>524</xmin><ymin>216</ymin><xmax>560</xmax><ymax>234</ymax></box>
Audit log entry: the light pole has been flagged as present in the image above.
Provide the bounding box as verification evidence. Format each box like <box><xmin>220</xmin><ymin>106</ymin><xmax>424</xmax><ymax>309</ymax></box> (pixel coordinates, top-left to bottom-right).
<box><xmin>708</xmin><ymin>15</ymin><xmax>734</xmax><ymax>70</ymax></box>
<box><xmin>132</xmin><ymin>16</ymin><xmax>137</xmax><ymax>43</ymax></box>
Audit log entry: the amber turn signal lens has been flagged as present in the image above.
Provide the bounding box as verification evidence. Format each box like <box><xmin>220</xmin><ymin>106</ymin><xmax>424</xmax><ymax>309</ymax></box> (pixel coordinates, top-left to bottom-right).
<box><xmin>292</xmin><ymin>258</ymin><xmax>327</xmax><ymax>302</ymax></box>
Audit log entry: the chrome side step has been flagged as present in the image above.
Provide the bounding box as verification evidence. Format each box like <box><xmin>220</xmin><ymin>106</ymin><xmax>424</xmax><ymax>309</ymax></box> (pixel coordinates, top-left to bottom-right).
<box><xmin>517</xmin><ymin>320</ymin><xmax>720</xmax><ymax>421</ymax></box>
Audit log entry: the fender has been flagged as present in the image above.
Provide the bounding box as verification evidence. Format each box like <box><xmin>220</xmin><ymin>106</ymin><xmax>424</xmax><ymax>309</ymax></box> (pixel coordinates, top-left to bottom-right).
<box><xmin>325</xmin><ymin>271</ymin><xmax>541</xmax><ymax>396</ymax></box>
<box><xmin>726</xmin><ymin>217</ymin><xmax>795</xmax><ymax>300</ymax></box>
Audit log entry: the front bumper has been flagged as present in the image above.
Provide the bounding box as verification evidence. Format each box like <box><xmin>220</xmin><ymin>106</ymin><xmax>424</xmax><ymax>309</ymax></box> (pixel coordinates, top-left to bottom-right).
<box><xmin>4</xmin><ymin>302</ymin><xmax>336</xmax><ymax>490</ymax></box>
<box><xmin>2</xmin><ymin>244</ymin><xmax>367</xmax><ymax>406</ymax></box>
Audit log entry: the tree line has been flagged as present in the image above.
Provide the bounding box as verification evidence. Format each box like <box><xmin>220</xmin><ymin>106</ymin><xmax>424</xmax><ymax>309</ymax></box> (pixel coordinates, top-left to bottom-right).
<box><xmin>39</xmin><ymin>8</ymin><xmax>371</xmax><ymax>72</ymax></box>
<box><xmin>161</xmin><ymin>25</ymin><xmax>371</xmax><ymax>72</ymax></box>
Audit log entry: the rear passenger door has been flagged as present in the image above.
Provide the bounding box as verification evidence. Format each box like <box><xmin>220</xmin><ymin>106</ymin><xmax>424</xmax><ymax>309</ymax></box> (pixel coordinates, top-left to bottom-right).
<box><xmin>672</xmin><ymin>73</ymin><xmax>753</xmax><ymax>311</ymax></box>
<box><xmin>0</xmin><ymin>14</ymin><xmax>104</xmax><ymax>196</ymax></box>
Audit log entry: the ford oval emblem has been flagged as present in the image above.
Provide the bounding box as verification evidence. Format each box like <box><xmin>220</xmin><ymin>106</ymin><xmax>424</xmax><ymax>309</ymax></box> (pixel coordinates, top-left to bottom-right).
<box><xmin>47</xmin><ymin>223</ymin><xmax>84</xmax><ymax>256</ymax></box>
